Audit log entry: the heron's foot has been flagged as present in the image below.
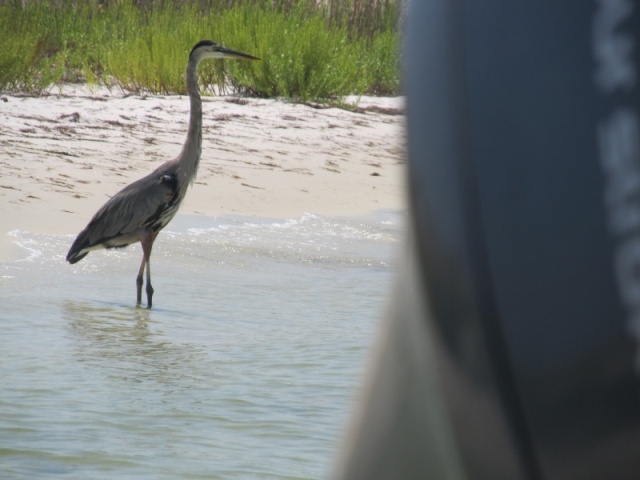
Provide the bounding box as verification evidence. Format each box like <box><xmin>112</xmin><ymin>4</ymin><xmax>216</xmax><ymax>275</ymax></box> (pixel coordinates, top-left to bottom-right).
<box><xmin>146</xmin><ymin>283</ymin><xmax>154</xmax><ymax>309</ymax></box>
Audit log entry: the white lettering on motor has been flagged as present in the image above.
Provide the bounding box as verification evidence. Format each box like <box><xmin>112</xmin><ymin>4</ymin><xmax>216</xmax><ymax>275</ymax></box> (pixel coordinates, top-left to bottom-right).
<box><xmin>599</xmin><ymin>109</ymin><xmax>640</xmax><ymax>236</ymax></box>
<box><xmin>593</xmin><ymin>0</ymin><xmax>636</xmax><ymax>92</ymax></box>
<box><xmin>594</xmin><ymin>0</ymin><xmax>640</xmax><ymax>370</ymax></box>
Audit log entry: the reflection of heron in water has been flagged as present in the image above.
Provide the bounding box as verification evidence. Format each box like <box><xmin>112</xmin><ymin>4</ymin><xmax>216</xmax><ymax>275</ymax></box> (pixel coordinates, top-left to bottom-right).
<box><xmin>64</xmin><ymin>301</ymin><xmax>152</xmax><ymax>349</ymax></box>
<box><xmin>66</xmin><ymin>41</ymin><xmax>260</xmax><ymax>308</ymax></box>
<box><xmin>62</xmin><ymin>300</ymin><xmax>203</xmax><ymax>385</ymax></box>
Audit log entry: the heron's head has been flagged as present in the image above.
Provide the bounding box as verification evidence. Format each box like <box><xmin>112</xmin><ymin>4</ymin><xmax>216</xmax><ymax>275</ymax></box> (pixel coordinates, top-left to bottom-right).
<box><xmin>189</xmin><ymin>40</ymin><xmax>260</xmax><ymax>62</ymax></box>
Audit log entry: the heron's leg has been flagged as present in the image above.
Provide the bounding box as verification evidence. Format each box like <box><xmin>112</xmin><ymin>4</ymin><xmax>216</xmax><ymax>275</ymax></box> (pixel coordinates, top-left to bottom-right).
<box><xmin>140</xmin><ymin>232</ymin><xmax>158</xmax><ymax>308</ymax></box>
<box><xmin>136</xmin><ymin>255</ymin><xmax>146</xmax><ymax>306</ymax></box>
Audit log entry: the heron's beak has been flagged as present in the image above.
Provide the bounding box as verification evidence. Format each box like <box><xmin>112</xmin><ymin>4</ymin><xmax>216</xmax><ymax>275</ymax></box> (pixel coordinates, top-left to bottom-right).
<box><xmin>218</xmin><ymin>47</ymin><xmax>260</xmax><ymax>61</ymax></box>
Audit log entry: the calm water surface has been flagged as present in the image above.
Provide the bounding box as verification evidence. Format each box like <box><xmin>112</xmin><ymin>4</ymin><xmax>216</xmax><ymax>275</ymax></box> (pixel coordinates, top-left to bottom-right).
<box><xmin>0</xmin><ymin>212</ymin><xmax>402</xmax><ymax>479</ymax></box>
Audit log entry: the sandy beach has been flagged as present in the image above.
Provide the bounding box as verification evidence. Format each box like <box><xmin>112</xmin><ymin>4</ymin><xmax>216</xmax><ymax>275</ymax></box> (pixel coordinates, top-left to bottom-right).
<box><xmin>0</xmin><ymin>85</ymin><xmax>406</xmax><ymax>261</ymax></box>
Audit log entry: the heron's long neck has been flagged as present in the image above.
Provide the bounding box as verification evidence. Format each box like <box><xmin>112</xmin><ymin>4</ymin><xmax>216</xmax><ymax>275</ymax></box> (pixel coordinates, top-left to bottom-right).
<box><xmin>179</xmin><ymin>57</ymin><xmax>203</xmax><ymax>185</ymax></box>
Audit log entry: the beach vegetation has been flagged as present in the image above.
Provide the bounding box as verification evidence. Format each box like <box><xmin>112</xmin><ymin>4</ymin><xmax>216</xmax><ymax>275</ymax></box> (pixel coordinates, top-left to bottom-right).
<box><xmin>0</xmin><ymin>0</ymin><xmax>402</xmax><ymax>100</ymax></box>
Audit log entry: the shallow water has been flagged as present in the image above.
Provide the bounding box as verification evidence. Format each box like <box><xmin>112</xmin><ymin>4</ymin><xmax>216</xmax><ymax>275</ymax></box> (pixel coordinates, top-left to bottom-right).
<box><xmin>0</xmin><ymin>212</ymin><xmax>402</xmax><ymax>479</ymax></box>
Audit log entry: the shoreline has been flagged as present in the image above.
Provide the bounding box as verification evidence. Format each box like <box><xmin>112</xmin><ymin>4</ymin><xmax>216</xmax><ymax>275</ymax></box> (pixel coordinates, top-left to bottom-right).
<box><xmin>0</xmin><ymin>85</ymin><xmax>407</xmax><ymax>262</ymax></box>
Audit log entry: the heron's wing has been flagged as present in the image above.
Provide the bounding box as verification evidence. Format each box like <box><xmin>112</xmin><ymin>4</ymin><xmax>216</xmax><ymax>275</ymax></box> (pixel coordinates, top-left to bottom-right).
<box><xmin>87</xmin><ymin>172</ymin><xmax>178</xmax><ymax>243</ymax></box>
<box><xmin>67</xmin><ymin>167</ymin><xmax>179</xmax><ymax>262</ymax></box>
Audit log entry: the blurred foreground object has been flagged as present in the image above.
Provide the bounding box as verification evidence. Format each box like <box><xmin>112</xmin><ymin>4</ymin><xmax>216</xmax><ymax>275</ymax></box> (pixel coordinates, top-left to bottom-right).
<box><xmin>334</xmin><ymin>1</ymin><xmax>640</xmax><ymax>479</ymax></box>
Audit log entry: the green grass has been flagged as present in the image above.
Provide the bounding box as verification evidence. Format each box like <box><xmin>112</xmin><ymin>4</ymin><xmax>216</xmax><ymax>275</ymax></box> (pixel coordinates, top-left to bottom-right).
<box><xmin>0</xmin><ymin>0</ymin><xmax>401</xmax><ymax>101</ymax></box>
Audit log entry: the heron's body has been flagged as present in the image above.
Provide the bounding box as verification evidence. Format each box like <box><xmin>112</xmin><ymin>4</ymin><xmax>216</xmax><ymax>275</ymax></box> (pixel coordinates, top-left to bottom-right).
<box><xmin>66</xmin><ymin>163</ymin><xmax>181</xmax><ymax>262</ymax></box>
<box><xmin>66</xmin><ymin>40</ymin><xmax>259</xmax><ymax>307</ymax></box>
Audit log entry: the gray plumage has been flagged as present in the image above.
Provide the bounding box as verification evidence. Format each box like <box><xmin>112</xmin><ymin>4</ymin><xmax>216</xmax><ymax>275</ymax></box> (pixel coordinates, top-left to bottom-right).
<box><xmin>66</xmin><ymin>40</ymin><xmax>259</xmax><ymax>307</ymax></box>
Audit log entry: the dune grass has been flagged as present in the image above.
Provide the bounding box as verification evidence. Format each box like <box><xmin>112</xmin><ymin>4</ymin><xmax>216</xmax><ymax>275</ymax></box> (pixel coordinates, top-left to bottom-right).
<box><xmin>0</xmin><ymin>0</ymin><xmax>401</xmax><ymax>100</ymax></box>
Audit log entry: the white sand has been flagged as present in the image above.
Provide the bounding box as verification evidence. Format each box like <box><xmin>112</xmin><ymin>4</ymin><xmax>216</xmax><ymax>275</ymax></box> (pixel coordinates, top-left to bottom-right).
<box><xmin>0</xmin><ymin>85</ymin><xmax>407</xmax><ymax>261</ymax></box>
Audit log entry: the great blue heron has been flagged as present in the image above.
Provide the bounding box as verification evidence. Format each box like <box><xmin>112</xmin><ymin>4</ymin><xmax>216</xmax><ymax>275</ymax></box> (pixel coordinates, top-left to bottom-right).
<box><xmin>66</xmin><ymin>40</ymin><xmax>259</xmax><ymax>308</ymax></box>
